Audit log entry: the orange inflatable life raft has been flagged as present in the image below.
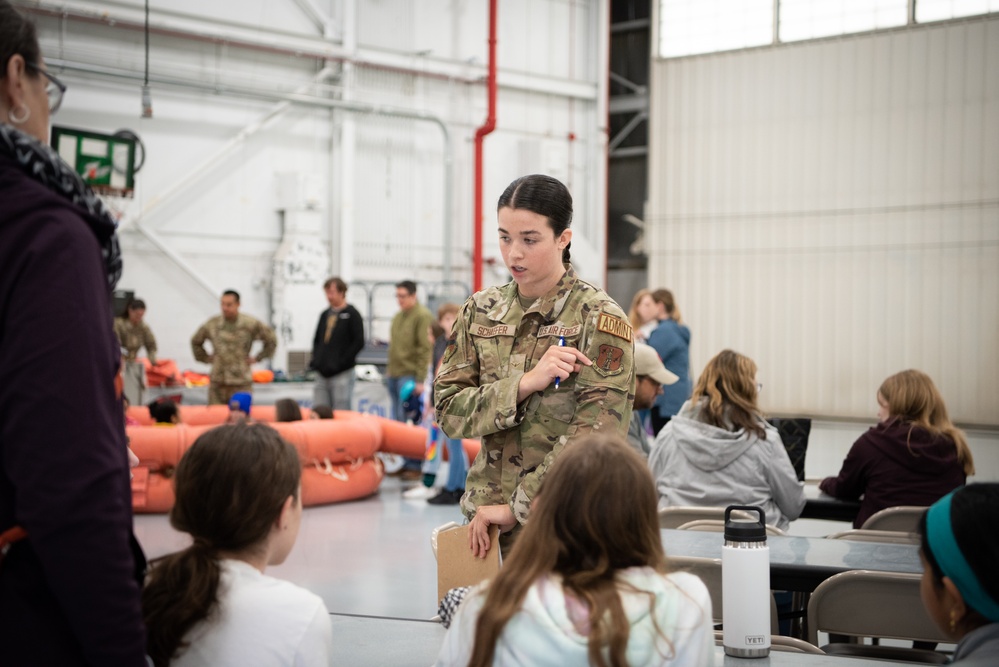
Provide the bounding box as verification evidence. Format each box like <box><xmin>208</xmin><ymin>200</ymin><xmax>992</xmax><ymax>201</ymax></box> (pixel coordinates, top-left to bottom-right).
<box><xmin>127</xmin><ymin>404</ymin><xmax>327</xmax><ymax>425</ymax></box>
<box><xmin>373</xmin><ymin>415</ymin><xmax>481</xmax><ymax>462</ymax></box>
<box><xmin>128</xmin><ymin>418</ymin><xmax>383</xmax><ymax>513</ymax></box>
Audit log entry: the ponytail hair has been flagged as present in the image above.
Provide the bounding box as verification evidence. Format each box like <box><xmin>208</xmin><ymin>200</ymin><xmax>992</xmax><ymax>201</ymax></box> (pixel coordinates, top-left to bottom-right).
<box><xmin>651</xmin><ymin>289</ymin><xmax>682</xmax><ymax>325</ymax></box>
<box><xmin>142</xmin><ymin>423</ymin><xmax>301</xmax><ymax>666</ymax></box>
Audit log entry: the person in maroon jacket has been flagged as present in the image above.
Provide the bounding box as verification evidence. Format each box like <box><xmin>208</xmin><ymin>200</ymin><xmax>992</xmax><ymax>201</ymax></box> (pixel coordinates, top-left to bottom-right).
<box><xmin>0</xmin><ymin>3</ymin><xmax>147</xmax><ymax>664</ymax></box>
<box><xmin>820</xmin><ymin>369</ymin><xmax>975</xmax><ymax>528</ymax></box>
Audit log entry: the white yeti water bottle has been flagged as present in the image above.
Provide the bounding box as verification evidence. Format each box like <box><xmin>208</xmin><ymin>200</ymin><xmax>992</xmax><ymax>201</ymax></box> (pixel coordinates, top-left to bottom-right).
<box><xmin>722</xmin><ymin>505</ymin><xmax>771</xmax><ymax>658</ymax></box>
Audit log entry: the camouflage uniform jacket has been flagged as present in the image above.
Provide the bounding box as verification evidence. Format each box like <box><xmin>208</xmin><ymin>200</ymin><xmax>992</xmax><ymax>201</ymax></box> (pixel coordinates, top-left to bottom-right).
<box><xmin>113</xmin><ymin>318</ymin><xmax>157</xmax><ymax>364</ymax></box>
<box><xmin>434</xmin><ymin>265</ymin><xmax>635</xmax><ymax>526</ymax></box>
<box><xmin>190</xmin><ymin>313</ymin><xmax>277</xmax><ymax>385</ymax></box>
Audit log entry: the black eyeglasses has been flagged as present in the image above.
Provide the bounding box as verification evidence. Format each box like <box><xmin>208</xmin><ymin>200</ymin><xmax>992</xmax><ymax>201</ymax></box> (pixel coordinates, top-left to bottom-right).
<box><xmin>25</xmin><ymin>62</ymin><xmax>67</xmax><ymax>114</ymax></box>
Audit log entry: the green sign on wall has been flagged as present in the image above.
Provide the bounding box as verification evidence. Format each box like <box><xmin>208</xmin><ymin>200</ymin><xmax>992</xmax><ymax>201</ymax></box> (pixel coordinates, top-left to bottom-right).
<box><xmin>52</xmin><ymin>125</ymin><xmax>136</xmax><ymax>196</ymax></box>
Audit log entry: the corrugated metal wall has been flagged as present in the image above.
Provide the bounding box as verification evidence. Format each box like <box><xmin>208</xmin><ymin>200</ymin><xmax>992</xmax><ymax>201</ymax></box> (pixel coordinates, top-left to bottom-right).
<box><xmin>647</xmin><ymin>16</ymin><xmax>999</xmax><ymax>425</ymax></box>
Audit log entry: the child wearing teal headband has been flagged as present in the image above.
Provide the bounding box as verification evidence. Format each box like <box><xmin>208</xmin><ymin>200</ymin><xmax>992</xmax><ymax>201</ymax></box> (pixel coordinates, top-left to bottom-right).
<box><xmin>919</xmin><ymin>484</ymin><xmax>999</xmax><ymax>666</ymax></box>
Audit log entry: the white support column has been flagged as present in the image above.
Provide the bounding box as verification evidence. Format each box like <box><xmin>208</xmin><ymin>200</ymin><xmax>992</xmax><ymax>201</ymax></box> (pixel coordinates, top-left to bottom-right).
<box><xmin>594</xmin><ymin>0</ymin><xmax>611</xmax><ymax>285</ymax></box>
<box><xmin>337</xmin><ymin>0</ymin><xmax>357</xmax><ymax>282</ymax></box>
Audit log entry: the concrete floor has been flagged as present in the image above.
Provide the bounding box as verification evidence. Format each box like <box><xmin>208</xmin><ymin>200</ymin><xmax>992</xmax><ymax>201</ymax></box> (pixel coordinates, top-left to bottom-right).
<box><xmin>133</xmin><ymin>473</ymin><xmax>853</xmax><ymax>621</ymax></box>
<box><xmin>133</xmin><ymin>474</ymin><xmax>463</xmax><ymax>619</ymax></box>
<box><xmin>137</xmin><ymin>477</ymin><xmax>953</xmax><ymax>660</ymax></box>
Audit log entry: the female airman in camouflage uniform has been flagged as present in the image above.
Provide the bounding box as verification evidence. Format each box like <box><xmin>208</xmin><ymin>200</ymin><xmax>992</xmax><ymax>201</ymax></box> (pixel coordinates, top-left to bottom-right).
<box><xmin>435</xmin><ymin>175</ymin><xmax>635</xmax><ymax>556</ymax></box>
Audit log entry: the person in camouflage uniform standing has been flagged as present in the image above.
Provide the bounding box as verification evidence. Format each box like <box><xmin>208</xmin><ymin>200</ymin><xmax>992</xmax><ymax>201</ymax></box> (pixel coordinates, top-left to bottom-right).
<box><xmin>114</xmin><ymin>298</ymin><xmax>158</xmax><ymax>405</ymax></box>
<box><xmin>435</xmin><ymin>174</ymin><xmax>635</xmax><ymax>556</ymax></box>
<box><xmin>191</xmin><ymin>290</ymin><xmax>277</xmax><ymax>405</ymax></box>
<box><xmin>114</xmin><ymin>298</ymin><xmax>158</xmax><ymax>364</ymax></box>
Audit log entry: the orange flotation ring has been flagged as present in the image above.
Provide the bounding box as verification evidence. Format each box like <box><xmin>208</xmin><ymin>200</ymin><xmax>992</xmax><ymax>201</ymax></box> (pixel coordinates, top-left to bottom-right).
<box><xmin>300</xmin><ymin>458</ymin><xmax>384</xmax><ymax>506</ymax></box>
<box><xmin>372</xmin><ymin>415</ymin><xmax>482</xmax><ymax>462</ymax></box>
<box><xmin>128</xmin><ymin>404</ymin><xmax>338</xmax><ymax>425</ymax></box>
<box><xmin>128</xmin><ymin>419</ymin><xmax>384</xmax><ymax>513</ymax></box>
<box><xmin>249</xmin><ymin>405</ymin><xmax>316</xmax><ymax>422</ymax></box>
<box><xmin>462</xmin><ymin>439</ymin><xmax>481</xmax><ymax>461</ymax></box>
<box><xmin>269</xmin><ymin>418</ymin><xmax>381</xmax><ymax>462</ymax></box>
<box><xmin>252</xmin><ymin>369</ymin><xmax>274</xmax><ymax>383</ymax></box>
<box><xmin>376</xmin><ymin>417</ymin><xmax>428</xmax><ymax>458</ymax></box>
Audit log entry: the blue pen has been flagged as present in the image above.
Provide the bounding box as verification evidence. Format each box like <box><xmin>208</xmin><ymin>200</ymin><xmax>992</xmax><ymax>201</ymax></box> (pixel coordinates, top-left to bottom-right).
<box><xmin>553</xmin><ymin>335</ymin><xmax>566</xmax><ymax>390</ymax></box>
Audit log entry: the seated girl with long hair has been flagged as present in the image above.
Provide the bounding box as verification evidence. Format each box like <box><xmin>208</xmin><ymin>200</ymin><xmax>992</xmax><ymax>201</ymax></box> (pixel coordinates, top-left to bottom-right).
<box><xmin>649</xmin><ymin>349</ymin><xmax>804</xmax><ymax>530</ymax></box>
<box><xmin>820</xmin><ymin>369</ymin><xmax>974</xmax><ymax>527</ymax></box>
<box><xmin>142</xmin><ymin>423</ymin><xmax>332</xmax><ymax>666</ymax></box>
<box><xmin>919</xmin><ymin>484</ymin><xmax>999</xmax><ymax>665</ymax></box>
<box><xmin>435</xmin><ymin>435</ymin><xmax>715</xmax><ymax>667</ymax></box>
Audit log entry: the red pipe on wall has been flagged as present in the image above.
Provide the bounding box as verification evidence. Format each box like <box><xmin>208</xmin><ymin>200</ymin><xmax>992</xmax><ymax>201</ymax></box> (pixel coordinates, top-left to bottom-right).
<box><xmin>472</xmin><ymin>0</ymin><xmax>497</xmax><ymax>293</ymax></box>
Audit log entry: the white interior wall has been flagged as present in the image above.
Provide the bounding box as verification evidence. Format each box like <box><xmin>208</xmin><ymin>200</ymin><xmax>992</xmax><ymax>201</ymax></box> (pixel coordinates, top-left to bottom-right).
<box><xmin>647</xmin><ymin>15</ymin><xmax>999</xmax><ymax>430</ymax></box>
<box><xmin>28</xmin><ymin>0</ymin><xmax>606</xmax><ymax>374</ymax></box>
<box><xmin>806</xmin><ymin>420</ymin><xmax>999</xmax><ymax>483</ymax></box>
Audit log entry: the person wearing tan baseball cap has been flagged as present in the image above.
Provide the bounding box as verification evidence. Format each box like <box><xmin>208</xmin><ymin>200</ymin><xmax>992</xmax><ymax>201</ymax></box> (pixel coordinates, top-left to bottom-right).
<box><xmin>628</xmin><ymin>343</ymin><xmax>679</xmax><ymax>457</ymax></box>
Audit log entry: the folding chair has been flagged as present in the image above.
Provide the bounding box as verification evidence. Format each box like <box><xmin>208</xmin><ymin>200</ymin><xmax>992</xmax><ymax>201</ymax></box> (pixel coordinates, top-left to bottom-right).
<box><xmin>807</xmin><ymin>570</ymin><xmax>949</xmax><ymax>664</ymax></box>
<box><xmin>669</xmin><ymin>556</ymin><xmax>779</xmax><ymax>634</ymax></box>
<box><xmin>860</xmin><ymin>506</ymin><xmax>927</xmax><ymax>533</ymax></box>
<box><xmin>827</xmin><ymin>529</ymin><xmax>919</xmax><ymax>544</ymax></box>
<box><xmin>678</xmin><ymin>518</ymin><xmax>786</xmax><ymax>537</ymax></box>
<box><xmin>658</xmin><ymin>506</ymin><xmax>752</xmax><ymax>529</ymax></box>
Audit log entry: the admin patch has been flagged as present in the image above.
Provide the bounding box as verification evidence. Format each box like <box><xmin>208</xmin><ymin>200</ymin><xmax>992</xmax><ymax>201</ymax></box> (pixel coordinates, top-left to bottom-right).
<box><xmin>596</xmin><ymin>313</ymin><xmax>633</xmax><ymax>342</ymax></box>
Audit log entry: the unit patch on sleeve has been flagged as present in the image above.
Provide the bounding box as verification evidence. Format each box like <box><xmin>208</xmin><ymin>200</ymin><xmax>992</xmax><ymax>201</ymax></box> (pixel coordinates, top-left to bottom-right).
<box><xmin>596</xmin><ymin>344</ymin><xmax>625</xmax><ymax>372</ymax></box>
<box><xmin>442</xmin><ymin>335</ymin><xmax>458</xmax><ymax>365</ymax></box>
<box><xmin>596</xmin><ymin>313</ymin><xmax>633</xmax><ymax>342</ymax></box>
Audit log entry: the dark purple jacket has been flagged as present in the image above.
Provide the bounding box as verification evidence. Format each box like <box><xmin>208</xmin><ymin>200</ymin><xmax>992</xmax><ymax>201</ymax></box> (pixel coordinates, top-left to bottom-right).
<box><xmin>819</xmin><ymin>418</ymin><xmax>966</xmax><ymax>528</ymax></box>
<box><xmin>0</xmin><ymin>155</ymin><xmax>147</xmax><ymax>664</ymax></box>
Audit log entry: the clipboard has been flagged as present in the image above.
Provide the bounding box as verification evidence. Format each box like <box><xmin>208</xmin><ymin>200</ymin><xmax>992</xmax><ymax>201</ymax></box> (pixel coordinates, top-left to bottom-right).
<box><xmin>436</xmin><ymin>524</ymin><xmax>501</xmax><ymax>602</ymax></box>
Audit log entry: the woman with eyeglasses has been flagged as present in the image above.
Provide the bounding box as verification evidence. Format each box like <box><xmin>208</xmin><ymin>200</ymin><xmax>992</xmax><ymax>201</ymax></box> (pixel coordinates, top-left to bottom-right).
<box><xmin>0</xmin><ymin>2</ymin><xmax>147</xmax><ymax>665</ymax></box>
<box><xmin>648</xmin><ymin>349</ymin><xmax>805</xmax><ymax>530</ymax></box>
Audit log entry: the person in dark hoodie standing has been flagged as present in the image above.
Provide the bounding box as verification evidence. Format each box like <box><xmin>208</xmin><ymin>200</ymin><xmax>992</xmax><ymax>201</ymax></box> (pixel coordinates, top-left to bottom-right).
<box><xmin>310</xmin><ymin>276</ymin><xmax>365</xmax><ymax>410</ymax></box>
<box><xmin>820</xmin><ymin>369</ymin><xmax>973</xmax><ymax>528</ymax></box>
<box><xmin>0</xmin><ymin>2</ymin><xmax>147</xmax><ymax>663</ymax></box>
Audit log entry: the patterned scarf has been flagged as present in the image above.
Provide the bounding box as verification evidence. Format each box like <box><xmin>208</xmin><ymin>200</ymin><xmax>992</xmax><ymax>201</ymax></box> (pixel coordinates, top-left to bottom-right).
<box><xmin>0</xmin><ymin>123</ymin><xmax>122</xmax><ymax>292</ymax></box>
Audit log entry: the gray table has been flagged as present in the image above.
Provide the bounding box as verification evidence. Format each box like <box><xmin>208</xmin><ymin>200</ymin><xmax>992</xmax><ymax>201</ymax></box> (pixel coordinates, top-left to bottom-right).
<box><xmin>661</xmin><ymin>529</ymin><xmax>921</xmax><ymax>592</ymax></box>
<box><xmin>328</xmin><ymin>613</ymin><xmax>929</xmax><ymax>666</ymax></box>
<box><xmin>801</xmin><ymin>482</ymin><xmax>861</xmax><ymax>523</ymax></box>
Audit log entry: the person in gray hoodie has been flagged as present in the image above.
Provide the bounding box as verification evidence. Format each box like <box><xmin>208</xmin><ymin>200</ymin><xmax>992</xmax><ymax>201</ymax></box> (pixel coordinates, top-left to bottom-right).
<box><xmin>648</xmin><ymin>349</ymin><xmax>805</xmax><ymax>531</ymax></box>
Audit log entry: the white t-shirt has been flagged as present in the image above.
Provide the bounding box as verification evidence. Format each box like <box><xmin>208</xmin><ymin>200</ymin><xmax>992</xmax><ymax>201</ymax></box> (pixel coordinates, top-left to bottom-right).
<box><xmin>172</xmin><ymin>559</ymin><xmax>333</xmax><ymax>667</ymax></box>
